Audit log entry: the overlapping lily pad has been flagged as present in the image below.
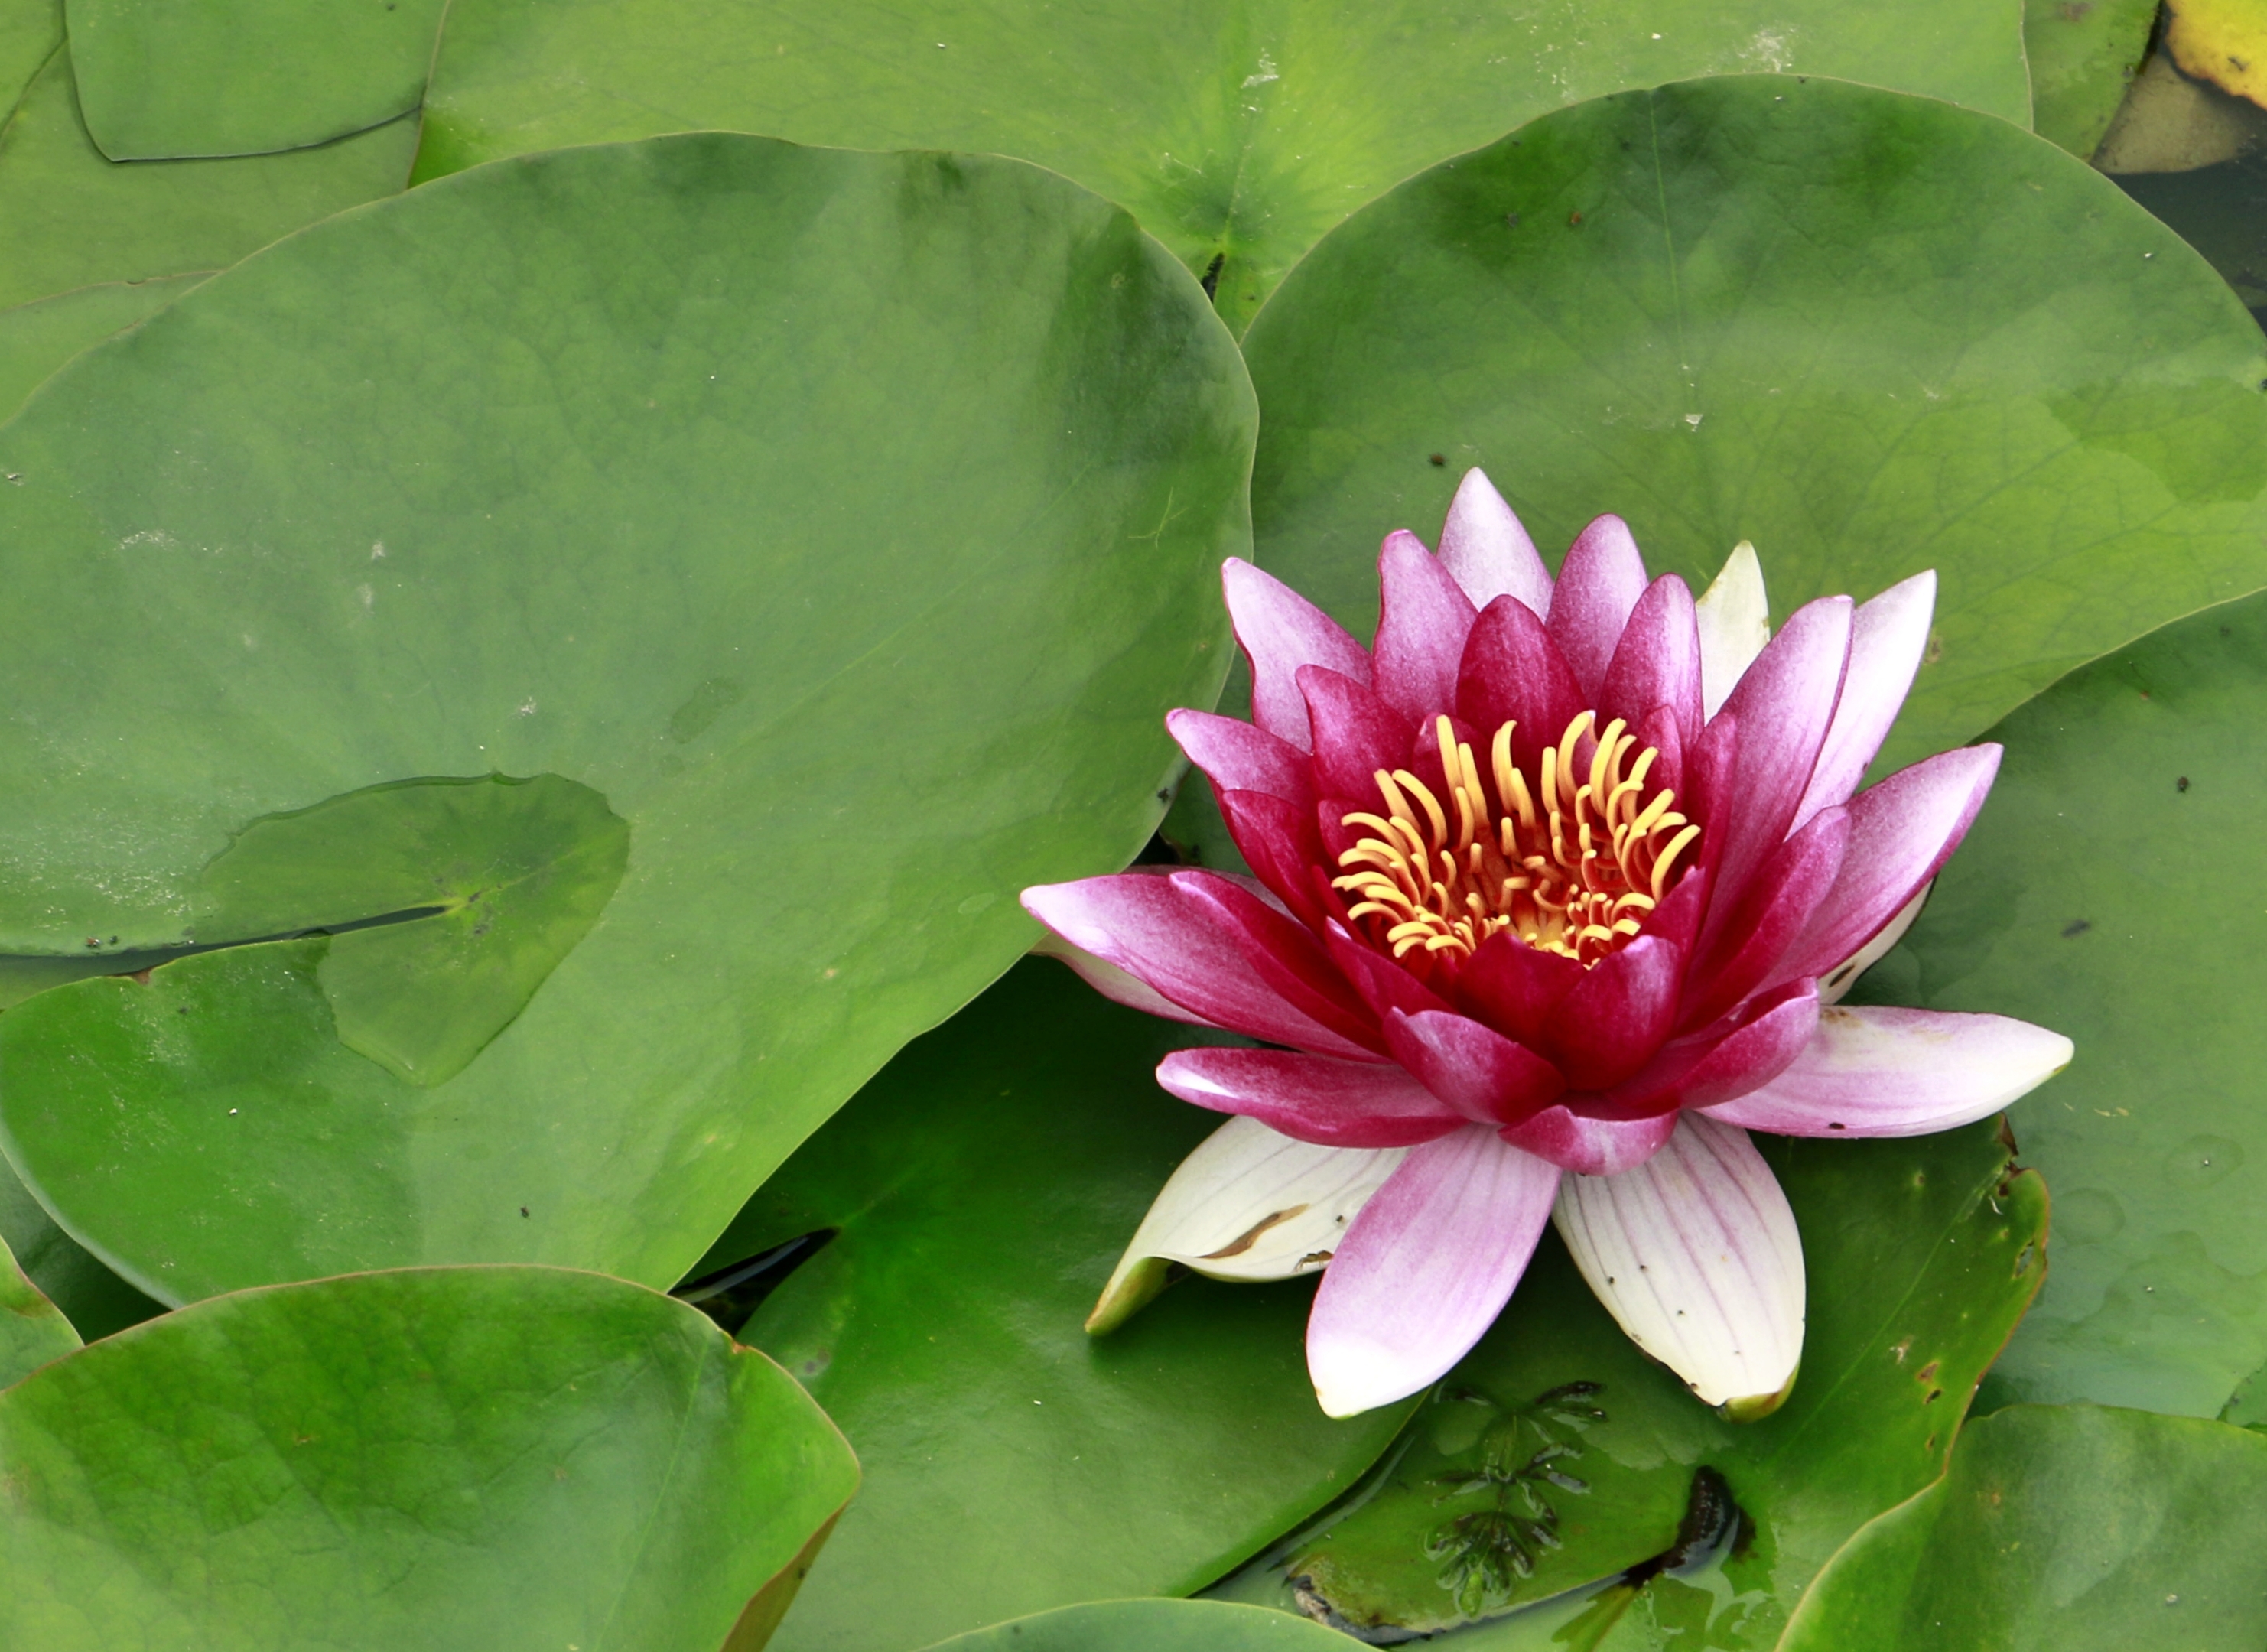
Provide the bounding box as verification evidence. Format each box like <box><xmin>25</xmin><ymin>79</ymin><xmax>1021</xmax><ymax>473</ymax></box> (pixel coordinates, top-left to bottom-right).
<box><xmin>0</xmin><ymin>134</ymin><xmax>1252</xmax><ymax>1303</ymax></box>
<box><xmin>0</xmin><ymin>1228</ymin><xmax>76</xmax><ymax>1386</ymax></box>
<box><xmin>699</xmin><ymin>960</ymin><xmax>1416</xmax><ymax>1652</ymax></box>
<box><xmin>0</xmin><ymin>1266</ymin><xmax>859</xmax><ymax>1651</ymax></box>
<box><xmin>1852</xmin><ymin>588</ymin><xmax>2267</xmax><ymax>1417</ymax></box>
<box><xmin>922</xmin><ymin>1600</ymin><xmax>1354</xmax><ymax>1651</ymax></box>
<box><xmin>1241</xmin><ymin>74</ymin><xmax>2267</xmax><ymax>774</ymax></box>
<box><xmin>0</xmin><ymin>274</ymin><xmax>208</xmax><ymax>421</ymax></box>
<box><xmin>1208</xmin><ymin>1120</ymin><xmax>2044</xmax><ymax>1645</ymax></box>
<box><xmin>1781</xmin><ymin>1405</ymin><xmax>2267</xmax><ymax>1650</ymax></box>
<box><xmin>2025</xmin><ymin>0</ymin><xmax>2158</xmax><ymax>157</ymax></box>
<box><xmin>413</xmin><ymin>0</ymin><xmax>2028</xmax><ymax>330</ymax></box>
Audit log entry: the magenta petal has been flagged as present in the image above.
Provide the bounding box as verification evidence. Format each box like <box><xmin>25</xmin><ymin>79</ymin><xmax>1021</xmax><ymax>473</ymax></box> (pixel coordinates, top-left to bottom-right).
<box><xmin>1021</xmin><ymin>874</ymin><xmax>1378</xmax><ymax>1059</ymax></box>
<box><xmin>1306</xmin><ymin>1125</ymin><xmax>1558</xmax><ymax>1416</ymax></box>
<box><xmin>1300</xmin><ymin>666</ymin><xmax>1419</xmax><ymax>805</ymax></box>
<box><xmin>1325</xmin><ymin>928</ymin><xmax>1458</xmax><ymax>1023</ymax></box>
<box><xmin>1703</xmin><ymin>596</ymin><xmax>1852</xmax><ymax>910</ymax></box>
<box><xmin>1216</xmin><ymin>789</ymin><xmax>1332</xmax><ymax>929</ymax></box>
<box><xmin>1223</xmin><ymin>557</ymin><xmax>1372</xmax><ymax>752</ymax></box>
<box><xmin>1455</xmin><ymin>931</ymin><xmax>1584</xmax><ymax>1049</ymax></box>
<box><xmin>1156</xmin><ymin>1047</ymin><xmax>1469</xmax><ymax>1148</ymax></box>
<box><xmin>1601</xmin><ymin>575</ymin><xmax>1704</xmax><ymax>750</ymax></box>
<box><xmin>1668</xmin><ymin>984</ymin><xmax>1821</xmax><ymax>1109</ymax></box>
<box><xmin>1544</xmin><ymin>935</ymin><xmax>1685</xmax><ymax>1091</ymax></box>
<box><xmin>1548</xmin><ymin>515</ymin><xmax>1652</xmax><ymax>701</ymax></box>
<box><xmin>1178</xmin><ymin>873</ymin><xmax>1387</xmax><ymax>1054</ymax></box>
<box><xmin>1456</xmin><ymin>594</ymin><xmax>1588</xmax><ymax>773</ymax></box>
<box><xmin>1383</xmin><ymin>1008</ymin><xmax>1566</xmax><ymax>1126</ymax></box>
<box><xmin>1793</xmin><ymin>571</ymin><xmax>1936</xmax><ymax>830</ymax></box>
<box><xmin>1773</xmin><ymin>744</ymin><xmax>2001</xmax><ymax>986</ymax></box>
<box><xmin>1030</xmin><ymin>932</ymin><xmax>1219</xmax><ymax>1028</ymax></box>
<box><xmin>1680</xmin><ymin>805</ymin><xmax>1849</xmax><ymax>1033</ymax></box>
<box><xmin>1499</xmin><ymin>1104</ymin><xmax>1679</xmax><ymax>1176</ymax></box>
<box><xmin>1699</xmin><ymin>1006</ymin><xmax>2073</xmax><ymax>1138</ymax></box>
<box><xmin>1374</xmin><ymin>531</ymin><xmax>1480</xmax><ymax>724</ymax></box>
<box><xmin>1437</xmin><ymin>469</ymin><xmax>1553</xmax><ymax>616</ymax></box>
<box><xmin>1168</xmin><ymin>708</ymin><xmax>1314</xmax><ymax>809</ymax></box>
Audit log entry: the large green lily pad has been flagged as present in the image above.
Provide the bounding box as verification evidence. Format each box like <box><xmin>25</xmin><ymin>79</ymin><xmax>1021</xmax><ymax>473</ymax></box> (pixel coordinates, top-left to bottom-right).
<box><xmin>1852</xmin><ymin>587</ymin><xmax>2267</xmax><ymax>1417</ymax></box>
<box><xmin>922</xmin><ymin>1600</ymin><xmax>1355</xmax><ymax>1652</ymax></box>
<box><xmin>0</xmin><ymin>1265</ymin><xmax>859</xmax><ymax>1650</ymax></box>
<box><xmin>413</xmin><ymin>0</ymin><xmax>2028</xmax><ymax>330</ymax></box>
<box><xmin>1240</xmin><ymin>74</ymin><xmax>2267</xmax><ymax>775</ymax></box>
<box><xmin>0</xmin><ymin>48</ymin><xmax>415</xmax><ymax>310</ymax></box>
<box><xmin>1209</xmin><ymin>1120</ymin><xmax>2044</xmax><ymax>1646</ymax></box>
<box><xmin>67</xmin><ymin>0</ymin><xmax>448</xmax><ymax>158</ymax></box>
<box><xmin>0</xmin><ymin>1224</ymin><xmax>76</xmax><ymax>1387</ymax></box>
<box><xmin>1781</xmin><ymin>1405</ymin><xmax>2267</xmax><ymax>1650</ymax></box>
<box><xmin>699</xmin><ymin>959</ymin><xmax>1416</xmax><ymax>1652</ymax></box>
<box><xmin>0</xmin><ymin>274</ymin><xmax>208</xmax><ymax>421</ymax></box>
<box><xmin>0</xmin><ymin>1151</ymin><xmax>157</xmax><ymax>1343</ymax></box>
<box><xmin>0</xmin><ymin>135</ymin><xmax>1251</xmax><ymax>1304</ymax></box>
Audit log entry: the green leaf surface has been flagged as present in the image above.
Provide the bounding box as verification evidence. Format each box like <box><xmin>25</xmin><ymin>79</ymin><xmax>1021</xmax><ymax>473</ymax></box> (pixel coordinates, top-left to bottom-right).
<box><xmin>0</xmin><ymin>1150</ymin><xmax>158</xmax><ymax>1343</ymax></box>
<box><xmin>0</xmin><ymin>0</ymin><xmax>57</xmax><ymax>112</ymax></box>
<box><xmin>414</xmin><ymin>0</ymin><xmax>2029</xmax><ymax>331</ymax></box>
<box><xmin>1781</xmin><ymin>1405</ymin><xmax>2267</xmax><ymax>1650</ymax></box>
<box><xmin>0</xmin><ymin>274</ymin><xmax>208</xmax><ymax>422</ymax></box>
<box><xmin>1208</xmin><ymin>1121</ymin><xmax>2045</xmax><ymax>1648</ymax></box>
<box><xmin>67</xmin><ymin>0</ymin><xmax>447</xmax><ymax>158</ymax></box>
<box><xmin>922</xmin><ymin>1600</ymin><xmax>1356</xmax><ymax>1652</ymax></box>
<box><xmin>705</xmin><ymin>958</ymin><xmax>1416</xmax><ymax>1652</ymax></box>
<box><xmin>1241</xmin><ymin>74</ymin><xmax>2267</xmax><ymax>776</ymax></box>
<box><xmin>2026</xmin><ymin>0</ymin><xmax>2159</xmax><ymax>157</ymax></box>
<box><xmin>1852</xmin><ymin>587</ymin><xmax>2267</xmax><ymax>1417</ymax></box>
<box><xmin>0</xmin><ymin>49</ymin><xmax>415</xmax><ymax>310</ymax></box>
<box><xmin>0</xmin><ymin>1224</ymin><xmax>75</xmax><ymax>1387</ymax></box>
<box><xmin>0</xmin><ymin>133</ymin><xmax>1251</xmax><ymax>1302</ymax></box>
<box><xmin>0</xmin><ymin>1265</ymin><xmax>858</xmax><ymax>1651</ymax></box>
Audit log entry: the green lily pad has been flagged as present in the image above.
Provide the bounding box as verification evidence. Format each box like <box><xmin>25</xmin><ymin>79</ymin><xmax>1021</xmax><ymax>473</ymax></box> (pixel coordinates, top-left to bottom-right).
<box><xmin>0</xmin><ymin>0</ymin><xmax>57</xmax><ymax>112</ymax></box>
<box><xmin>0</xmin><ymin>1152</ymin><xmax>158</xmax><ymax>1343</ymax></box>
<box><xmin>0</xmin><ymin>1224</ymin><xmax>76</xmax><ymax>1387</ymax></box>
<box><xmin>0</xmin><ymin>133</ymin><xmax>1251</xmax><ymax>1303</ymax></box>
<box><xmin>2026</xmin><ymin>0</ymin><xmax>2159</xmax><ymax>157</ymax></box>
<box><xmin>413</xmin><ymin>0</ymin><xmax>2028</xmax><ymax>331</ymax></box>
<box><xmin>1208</xmin><ymin>1120</ymin><xmax>2045</xmax><ymax>1647</ymax></box>
<box><xmin>0</xmin><ymin>274</ymin><xmax>209</xmax><ymax>421</ymax></box>
<box><xmin>1240</xmin><ymin>74</ymin><xmax>2267</xmax><ymax>776</ymax></box>
<box><xmin>0</xmin><ymin>1265</ymin><xmax>859</xmax><ymax>1650</ymax></box>
<box><xmin>0</xmin><ymin>49</ymin><xmax>415</xmax><ymax>311</ymax></box>
<box><xmin>67</xmin><ymin>0</ymin><xmax>447</xmax><ymax>158</ymax></box>
<box><xmin>701</xmin><ymin>959</ymin><xmax>1416</xmax><ymax>1652</ymax></box>
<box><xmin>1851</xmin><ymin>587</ymin><xmax>2267</xmax><ymax>1417</ymax></box>
<box><xmin>922</xmin><ymin>1600</ymin><xmax>1354</xmax><ymax>1652</ymax></box>
<box><xmin>1781</xmin><ymin>1405</ymin><xmax>2267</xmax><ymax>1650</ymax></box>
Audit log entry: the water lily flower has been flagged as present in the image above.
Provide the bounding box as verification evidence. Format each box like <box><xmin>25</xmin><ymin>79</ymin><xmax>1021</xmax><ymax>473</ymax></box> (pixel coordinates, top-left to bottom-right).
<box><xmin>1023</xmin><ymin>471</ymin><xmax>2072</xmax><ymax>1420</ymax></box>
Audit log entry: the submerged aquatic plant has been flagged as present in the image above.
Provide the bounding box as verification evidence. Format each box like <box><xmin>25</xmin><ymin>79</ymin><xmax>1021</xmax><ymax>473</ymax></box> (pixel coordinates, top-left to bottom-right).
<box><xmin>1025</xmin><ymin>471</ymin><xmax>2072</xmax><ymax>1419</ymax></box>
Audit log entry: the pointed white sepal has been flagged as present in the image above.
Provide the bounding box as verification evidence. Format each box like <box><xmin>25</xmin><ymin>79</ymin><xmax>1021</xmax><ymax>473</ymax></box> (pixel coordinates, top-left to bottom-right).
<box><xmin>1553</xmin><ymin>1112</ymin><xmax>1805</xmax><ymax>1417</ymax></box>
<box><xmin>1817</xmin><ymin>880</ymin><xmax>1930</xmax><ymax>1006</ymax></box>
<box><xmin>1086</xmin><ymin>1116</ymin><xmax>1404</xmax><ymax>1333</ymax></box>
<box><xmin>1695</xmin><ymin>540</ymin><xmax>1771</xmax><ymax>719</ymax></box>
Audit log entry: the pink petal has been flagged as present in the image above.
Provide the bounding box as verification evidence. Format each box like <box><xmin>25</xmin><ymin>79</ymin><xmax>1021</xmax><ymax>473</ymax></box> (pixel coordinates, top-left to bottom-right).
<box><xmin>1615</xmin><ymin>980</ymin><xmax>1820</xmax><ymax>1112</ymax></box>
<box><xmin>1178</xmin><ymin>873</ymin><xmax>1389</xmax><ymax>1054</ymax></box>
<box><xmin>1022</xmin><ymin>873</ymin><xmax>1379</xmax><ymax>1059</ymax></box>
<box><xmin>1436</xmin><ymin>469</ymin><xmax>1552</xmax><ymax>616</ymax></box>
<box><xmin>1772</xmin><ymin>744</ymin><xmax>2000</xmax><ymax>987</ymax></box>
<box><xmin>1680</xmin><ymin>805</ymin><xmax>1849</xmax><ymax>1033</ymax></box>
<box><xmin>1325</xmin><ymin>928</ymin><xmax>1458</xmax><ymax>1023</ymax></box>
<box><xmin>1554</xmin><ymin>1112</ymin><xmax>1804</xmax><ymax>1413</ymax></box>
<box><xmin>1792</xmin><ymin>571</ymin><xmax>1936</xmax><ymax>830</ymax></box>
<box><xmin>1543</xmin><ymin>935</ymin><xmax>1685</xmax><ymax>1091</ymax></box>
<box><xmin>1223</xmin><ymin>558</ymin><xmax>1371</xmax><ymax>752</ymax></box>
<box><xmin>1215</xmin><ymin>789</ymin><xmax>1332</xmax><ymax>930</ymax></box>
<box><xmin>1373</xmin><ymin>531</ymin><xmax>1480</xmax><ymax>724</ymax></box>
<box><xmin>1383</xmin><ymin>1008</ymin><xmax>1567</xmax><ymax>1126</ymax></box>
<box><xmin>1499</xmin><ymin>1104</ymin><xmax>1679</xmax><ymax>1176</ymax></box>
<box><xmin>1299</xmin><ymin>666</ymin><xmax>1417</xmax><ymax>805</ymax></box>
<box><xmin>1699</xmin><ymin>1005</ymin><xmax>2073</xmax><ymax>1138</ymax></box>
<box><xmin>1156</xmin><ymin>1047</ymin><xmax>1468</xmax><ymax>1148</ymax></box>
<box><xmin>1548</xmin><ymin>514</ymin><xmax>1652</xmax><ymax>701</ymax></box>
<box><xmin>1601</xmin><ymin>574</ymin><xmax>1704</xmax><ymax>749</ymax></box>
<box><xmin>1307</xmin><ymin>1124</ymin><xmax>1559</xmax><ymax>1416</ymax></box>
<box><xmin>1030</xmin><ymin>931</ymin><xmax>1218</xmax><ymax>1028</ymax></box>
<box><xmin>1453</xmin><ymin>931</ymin><xmax>1584</xmax><ymax>1050</ymax></box>
<box><xmin>1455</xmin><ymin>593</ymin><xmax>1588</xmax><ymax>776</ymax></box>
<box><xmin>1167</xmin><ymin>707</ymin><xmax>1313</xmax><ymax>809</ymax></box>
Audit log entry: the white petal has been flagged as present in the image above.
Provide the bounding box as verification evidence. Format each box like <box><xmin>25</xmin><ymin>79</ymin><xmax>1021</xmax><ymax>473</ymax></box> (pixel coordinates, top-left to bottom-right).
<box><xmin>1553</xmin><ymin>1112</ymin><xmax>1804</xmax><ymax>1416</ymax></box>
<box><xmin>1695</xmin><ymin>540</ymin><xmax>1771</xmax><ymax>719</ymax></box>
<box><xmin>1817</xmin><ymin>880</ymin><xmax>1930</xmax><ymax>1006</ymax></box>
<box><xmin>1085</xmin><ymin>1116</ymin><xmax>1404</xmax><ymax>1332</ymax></box>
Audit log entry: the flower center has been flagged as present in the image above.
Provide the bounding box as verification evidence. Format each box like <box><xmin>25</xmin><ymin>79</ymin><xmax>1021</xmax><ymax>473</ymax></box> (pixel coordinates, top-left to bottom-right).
<box><xmin>1332</xmin><ymin>712</ymin><xmax>1699</xmax><ymax>967</ymax></box>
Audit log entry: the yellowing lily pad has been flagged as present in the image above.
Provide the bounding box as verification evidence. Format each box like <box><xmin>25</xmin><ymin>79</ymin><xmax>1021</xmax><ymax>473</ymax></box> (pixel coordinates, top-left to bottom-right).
<box><xmin>2169</xmin><ymin>0</ymin><xmax>2267</xmax><ymax>109</ymax></box>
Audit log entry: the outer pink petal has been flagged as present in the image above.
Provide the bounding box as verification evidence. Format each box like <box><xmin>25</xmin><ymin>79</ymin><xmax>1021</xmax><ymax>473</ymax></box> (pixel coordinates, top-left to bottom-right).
<box><xmin>1030</xmin><ymin>931</ymin><xmax>1218</xmax><ymax>1028</ymax></box>
<box><xmin>1437</xmin><ymin>468</ymin><xmax>1552</xmax><ymax>616</ymax></box>
<box><xmin>1793</xmin><ymin>571</ymin><xmax>1935</xmax><ymax>830</ymax></box>
<box><xmin>1307</xmin><ymin>1124</ymin><xmax>1559</xmax><ymax>1416</ymax></box>
<box><xmin>1548</xmin><ymin>514</ymin><xmax>1652</xmax><ymax>701</ymax></box>
<box><xmin>1615</xmin><ymin>980</ymin><xmax>1820</xmax><ymax>1112</ymax></box>
<box><xmin>1499</xmin><ymin>1104</ymin><xmax>1680</xmax><ymax>1176</ymax></box>
<box><xmin>1772</xmin><ymin>744</ymin><xmax>2000</xmax><ymax>986</ymax></box>
<box><xmin>1178</xmin><ymin>873</ymin><xmax>1387</xmax><ymax>1054</ymax></box>
<box><xmin>1215</xmin><ymin>789</ymin><xmax>1332</xmax><ymax>930</ymax></box>
<box><xmin>1601</xmin><ymin>574</ymin><xmax>1704</xmax><ymax>750</ymax></box>
<box><xmin>1022</xmin><ymin>873</ymin><xmax>1378</xmax><ymax>1059</ymax></box>
<box><xmin>1680</xmin><ymin>806</ymin><xmax>1849</xmax><ymax>1033</ymax></box>
<box><xmin>1156</xmin><ymin>1047</ymin><xmax>1469</xmax><ymax>1148</ymax></box>
<box><xmin>1168</xmin><ymin>707</ymin><xmax>1313</xmax><ymax>809</ymax></box>
<box><xmin>1299</xmin><ymin>666</ymin><xmax>1417</xmax><ymax>804</ymax></box>
<box><xmin>1224</xmin><ymin>558</ymin><xmax>1371</xmax><ymax>752</ymax></box>
<box><xmin>1455</xmin><ymin>593</ymin><xmax>1589</xmax><ymax>775</ymax></box>
<box><xmin>1374</xmin><ymin>531</ymin><xmax>1480</xmax><ymax>724</ymax></box>
<box><xmin>1545</xmin><ymin>935</ymin><xmax>1684</xmax><ymax>1091</ymax></box>
<box><xmin>1699</xmin><ymin>1005</ymin><xmax>2073</xmax><ymax>1138</ymax></box>
<box><xmin>1383</xmin><ymin>1008</ymin><xmax>1567</xmax><ymax>1126</ymax></box>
